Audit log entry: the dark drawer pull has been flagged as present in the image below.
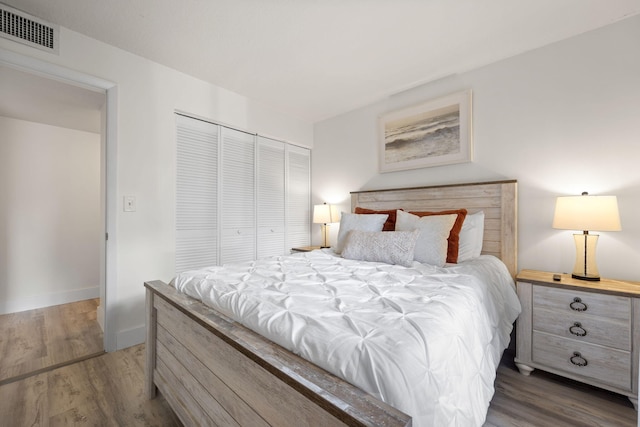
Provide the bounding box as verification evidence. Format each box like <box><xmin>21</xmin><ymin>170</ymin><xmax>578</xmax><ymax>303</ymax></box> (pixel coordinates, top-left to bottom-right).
<box><xmin>570</xmin><ymin>352</ymin><xmax>588</xmax><ymax>367</ymax></box>
<box><xmin>569</xmin><ymin>322</ymin><xmax>587</xmax><ymax>337</ymax></box>
<box><xmin>570</xmin><ymin>297</ymin><xmax>588</xmax><ymax>312</ymax></box>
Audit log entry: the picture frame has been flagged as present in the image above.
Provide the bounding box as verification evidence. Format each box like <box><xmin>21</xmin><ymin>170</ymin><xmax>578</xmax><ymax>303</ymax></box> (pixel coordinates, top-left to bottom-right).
<box><xmin>378</xmin><ymin>89</ymin><xmax>472</xmax><ymax>173</ymax></box>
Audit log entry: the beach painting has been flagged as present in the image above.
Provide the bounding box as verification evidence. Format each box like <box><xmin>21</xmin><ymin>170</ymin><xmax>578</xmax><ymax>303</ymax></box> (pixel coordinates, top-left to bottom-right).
<box><xmin>379</xmin><ymin>90</ymin><xmax>472</xmax><ymax>172</ymax></box>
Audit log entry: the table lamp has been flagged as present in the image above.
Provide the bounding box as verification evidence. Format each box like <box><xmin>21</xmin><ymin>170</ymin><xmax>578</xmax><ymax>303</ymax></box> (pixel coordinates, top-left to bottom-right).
<box><xmin>552</xmin><ymin>192</ymin><xmax>621</xmax><ymax>281</ymax></box>
<box><xmin>313</xmin><ymin>203</ymin><xmax>339</xmax><ymax>248</ymax></box>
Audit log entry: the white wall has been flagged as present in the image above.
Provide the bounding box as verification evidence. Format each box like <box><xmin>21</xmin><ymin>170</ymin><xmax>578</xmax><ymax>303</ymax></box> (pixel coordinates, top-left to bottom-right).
<box><xmin>313</xmin><ymin>15</ymin><xmax>640</xmax><ymax>281</ymax></box>
<box><xmin>0</xmin><ymin>117</ymin><xmax>101</xmax><ymax>314</ymax></box>
<box><xmin>1</xmin><ymin>26</ymin><xmax>313</xmax><ymax>349</ymax></box>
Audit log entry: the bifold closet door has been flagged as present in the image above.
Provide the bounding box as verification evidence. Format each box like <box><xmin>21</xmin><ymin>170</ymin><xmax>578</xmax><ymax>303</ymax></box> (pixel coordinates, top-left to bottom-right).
<box><xmin>175</xmin><ymin>115</ymin><xmax>219</xmax><ymax>273</ymax></box>
<box><xmin>257</xmin><ymin>136</ymin><xmax>286</xmax><ymax>258</ymax></box>
<box><xmin>287</xmin><ymin>145</ymin><xmax>311</xmax><ymax>249</ymax></box>
<box><xmin>220</xmin><ymin>127</ymin><xmax>256</xmax><ymax>264</ymax></box>
<box><xmin>176</xmin><ymin>113</ymin><xmax>310</xmax><ymax>269</ymax></box>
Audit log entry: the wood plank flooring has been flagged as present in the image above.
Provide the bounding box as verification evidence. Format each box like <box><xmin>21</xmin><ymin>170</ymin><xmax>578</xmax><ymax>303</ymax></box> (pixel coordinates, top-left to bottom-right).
<box><xmin>0</xmin><ymin>343</ymin><xmax>635</xmax><ymax>426</ymax></box>
<box><xmin>485</xmin><ymin>350</ymin><xmax>636</xmax><ymax>426</ymax></box>
<box><xmin>0</xmin><ymin>299</ymin><xmax>104</xmax><ymax>385</ymax></box>
<box><xmin>0</xmin><ymin>344</ymin><xmax>182</xmax><ymax>426</ymax></box>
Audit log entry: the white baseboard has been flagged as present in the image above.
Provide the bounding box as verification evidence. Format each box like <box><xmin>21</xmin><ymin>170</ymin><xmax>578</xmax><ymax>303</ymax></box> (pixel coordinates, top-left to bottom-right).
<box><xmin>96</xmin><ymin>304</ymin><xmax>105</xmax><ymax>332</ymax></box>
<box><xmin>0</xmin><ymin>286</ymin><xmax>100</xmax><ymax>315</ymax></box>
<box><xmin>116</xmin><ymin>325</ymin><xmax>146</xmax><ymax>350</ymax></box>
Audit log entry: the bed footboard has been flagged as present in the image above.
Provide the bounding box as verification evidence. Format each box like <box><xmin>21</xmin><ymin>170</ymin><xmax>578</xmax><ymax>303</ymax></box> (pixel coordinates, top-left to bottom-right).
<box><xmin>145</xmin><ymin>280</ymin><xmax>411</xmax><ymax>427</ymax></box>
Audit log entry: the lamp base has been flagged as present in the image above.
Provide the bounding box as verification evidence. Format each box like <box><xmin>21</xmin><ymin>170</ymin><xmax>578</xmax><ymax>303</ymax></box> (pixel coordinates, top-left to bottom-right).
<box><xmin>320</xmin><ymin>224</ymin><xmax>331</xmax><ymax>248</ymax></box>
<box><xmin>571</xmin><ymin>273</ymin><xmax>600</xmax><ymax>282</ymax></box>
<box><xmin>571</xmin><ymin>233</ymin><xmax>600</xmax><ymax>281</ymax></box>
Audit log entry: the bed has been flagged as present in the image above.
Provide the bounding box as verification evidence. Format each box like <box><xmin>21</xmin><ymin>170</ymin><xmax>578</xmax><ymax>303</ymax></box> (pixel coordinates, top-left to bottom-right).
<box><xmin>145</xmin><ymin>179</ymin><xmax>519</xmax><ymax>426</ymax></box>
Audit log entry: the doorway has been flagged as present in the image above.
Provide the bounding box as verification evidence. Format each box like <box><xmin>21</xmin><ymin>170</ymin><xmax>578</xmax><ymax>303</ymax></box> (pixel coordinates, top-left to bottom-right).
<box><xmin>0</xmin><ymin>53</ymin><xmax>116</xmax><ymax>382</ymax></box>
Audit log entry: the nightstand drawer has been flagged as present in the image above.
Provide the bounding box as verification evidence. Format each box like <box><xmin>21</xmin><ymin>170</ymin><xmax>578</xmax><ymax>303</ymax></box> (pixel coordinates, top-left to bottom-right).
<box><xmin>532</xmin><ymin>331</ymin><xmax>631</xmax><ymax>391</ymax></box>
<box><xmin>533</xmin><ymin>285</ymin><xmax>631</xmax><ymax>322</ymax></box>
<box><xmin>533</xmin><ymin>307</ymin><xmax>630</xmax><ymax>350</ymax></box>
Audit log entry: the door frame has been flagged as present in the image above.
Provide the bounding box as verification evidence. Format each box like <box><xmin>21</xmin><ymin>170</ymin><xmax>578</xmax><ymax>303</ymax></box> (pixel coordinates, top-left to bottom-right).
<box><xmin>0</xmin><ymin>48</ymin><xmax>118</xmax><ymax>351</ymax></box>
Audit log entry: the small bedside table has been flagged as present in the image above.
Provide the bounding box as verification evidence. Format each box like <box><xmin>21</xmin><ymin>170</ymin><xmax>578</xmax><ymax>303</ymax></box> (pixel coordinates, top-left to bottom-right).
<box><xmin>291</xmin><ymin>246</ymin><xmax>322</xmax><ymax>253</ymax></box>
<box><xmin>515</xmin><ymin>269</ymin><xmax>640</xmax><ymax>409</ymax></box>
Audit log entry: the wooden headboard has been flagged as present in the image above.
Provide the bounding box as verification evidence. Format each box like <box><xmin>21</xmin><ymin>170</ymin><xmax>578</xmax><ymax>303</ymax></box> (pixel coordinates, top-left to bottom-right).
<box><xmin>350</xmin><ymin>180</ymin><xmax>518</xmax><ymax>278</ymax></box>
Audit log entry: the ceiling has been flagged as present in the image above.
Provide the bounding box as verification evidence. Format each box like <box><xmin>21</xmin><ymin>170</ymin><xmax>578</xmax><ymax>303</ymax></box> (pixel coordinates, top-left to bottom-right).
<box><xmin>1</xmin><ymin>0</ymin><xmax>639</xmax><ymax>126</ymax></box>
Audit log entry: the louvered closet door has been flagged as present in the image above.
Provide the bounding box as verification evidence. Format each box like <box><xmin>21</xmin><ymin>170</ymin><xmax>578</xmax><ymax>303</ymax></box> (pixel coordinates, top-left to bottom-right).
<box><xmin>257</xmin><ymin>137</ymin><xmax>286</xmax><ymax>258</ymax></box>
<box><xmin>175</xmin><ymin>115</ymin><xmax>219</xmax><ymax>273</ymax></box>
<box><xmin>221</xmin><ymin>127</ymin><xmax>256</xmax><ymax>264</ymax></box>
<box><xmin>287</xmin><ymin>145</ymin><xmax>311</xmax><ymax>248</ymax></box>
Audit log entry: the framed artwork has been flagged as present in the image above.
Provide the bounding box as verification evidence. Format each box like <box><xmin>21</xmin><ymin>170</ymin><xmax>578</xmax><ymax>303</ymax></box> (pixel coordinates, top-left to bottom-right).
<box><xmin>378</xmin><ymin>89</ymin><xmax>472</xmax><ymax>173</ymax></box>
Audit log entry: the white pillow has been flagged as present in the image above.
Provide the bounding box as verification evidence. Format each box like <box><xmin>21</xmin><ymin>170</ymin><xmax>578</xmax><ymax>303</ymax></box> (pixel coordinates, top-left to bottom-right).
<box><xmin>458</xmin><ymin>211</ymin><xmax>485</xmax><ymax>262</ymax></box>
<box><xmin>335</xmin><ymin>212</ymin><xmax>388</xmax><ymax>253</ymax></box>
<box><xmin>341</xmin><ymin>230</ymin><xmax>420</xmax><ymax>267</ymax></box>
<box><xmin>395</xmin><ymin>210</ymin><xmax>457</xmax><ymax>267</ymax></box>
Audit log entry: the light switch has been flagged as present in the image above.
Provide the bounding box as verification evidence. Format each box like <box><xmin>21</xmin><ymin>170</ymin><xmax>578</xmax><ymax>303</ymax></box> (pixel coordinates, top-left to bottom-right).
<box><xmin>124</xmin><ymin>196</ymin><xmax>136</xmax><ymax>212</ymax></box>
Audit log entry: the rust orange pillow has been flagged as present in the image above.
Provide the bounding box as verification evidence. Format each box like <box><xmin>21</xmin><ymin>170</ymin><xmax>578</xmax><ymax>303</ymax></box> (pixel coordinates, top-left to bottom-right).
<box><xmin>408</xmin><ymin>209</ymin><xmax>468</xmax><ymax>263</ymax></box>
<box><xmin>354</xmin><ymin>207</ymin><xmax>402</xmax><ymax>231</ymax></box>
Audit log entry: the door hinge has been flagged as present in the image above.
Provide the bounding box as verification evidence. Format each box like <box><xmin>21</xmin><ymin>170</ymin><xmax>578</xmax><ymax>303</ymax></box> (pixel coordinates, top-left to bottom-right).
<box><xmin>105</xmin><ymin>232</ymin><xmax>109</xmax><ymax>241</ymax></box>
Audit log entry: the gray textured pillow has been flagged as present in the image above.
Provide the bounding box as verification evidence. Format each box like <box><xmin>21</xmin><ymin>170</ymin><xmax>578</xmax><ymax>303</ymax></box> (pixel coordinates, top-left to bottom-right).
<box><xmin>341</xmin><ymin>230</ymin><xmax>420</xmax><ymax>267</ymax></box>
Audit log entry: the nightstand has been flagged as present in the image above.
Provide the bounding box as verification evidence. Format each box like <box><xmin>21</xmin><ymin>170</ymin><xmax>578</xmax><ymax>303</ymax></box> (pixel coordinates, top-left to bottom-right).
<box><xmin>290</xmin><ymin>246</ymin><xmax>322</xmax><ymax>253</ymax></box>
<box><xmin>515</xmin><ymin>269</ymin><xmax>640</xmax><ymax>409</ymax></box>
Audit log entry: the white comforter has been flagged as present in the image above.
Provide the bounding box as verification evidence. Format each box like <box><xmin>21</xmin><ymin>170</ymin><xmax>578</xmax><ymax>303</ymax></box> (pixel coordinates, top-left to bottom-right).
<box><xmin>173</xmin><ymin>249</ymin><xmax>521</xmax><ymax>427</ymax></box>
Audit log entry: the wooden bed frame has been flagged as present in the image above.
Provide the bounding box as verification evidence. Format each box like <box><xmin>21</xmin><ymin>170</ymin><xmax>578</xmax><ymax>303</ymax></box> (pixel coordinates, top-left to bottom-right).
<box><xmin>351</xmin><ymin>179</ymin><xmax>518</xmax><ymax>278</ymax></box>
<box><xmin>145</xmin><ymin>179</ymin><xmax>517</xmax><ymax>426</ymax></box>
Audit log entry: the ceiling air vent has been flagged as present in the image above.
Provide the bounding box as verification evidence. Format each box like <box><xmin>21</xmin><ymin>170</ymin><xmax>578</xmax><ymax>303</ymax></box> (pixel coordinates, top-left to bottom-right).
<box><xmin>0</xmin><ymin>3</ymin><xmax>59</xmax><ymax>54</ymax></box>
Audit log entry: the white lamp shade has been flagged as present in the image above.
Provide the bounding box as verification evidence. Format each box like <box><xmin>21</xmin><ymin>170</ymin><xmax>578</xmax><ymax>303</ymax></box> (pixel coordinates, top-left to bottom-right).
<box><xmin>313</xmin><ymin>204</ymin><xmax>339</xmax><ymax>224</ymax></box>
<box><xmin>552</xmin><ymin>194</ymin><xmax>621</xmax><ymax>232</ymax></box>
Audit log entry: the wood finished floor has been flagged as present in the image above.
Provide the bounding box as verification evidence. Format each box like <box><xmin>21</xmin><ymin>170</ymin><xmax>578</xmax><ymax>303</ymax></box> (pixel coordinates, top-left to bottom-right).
<box><xmin>0</xmin><ymin>299</ymin><xmax>104</xmax><ymax>385</ymax></box>
<box><xmin>0</xmin><ymin>344</ymin><xmax>182</xmax><ymax>426</ymax></box>
<box><xmin>485</xmin><ymin>350</ymin><xmax>636</xmax><ymax>426</ymax></box>
<box><xmin>0</xmin><ymin>345</ymin><xmax>635</xmax><ymax>426</ymax></box>
<box><xmin>0</xmin><ymin>299</ymin><xmax>634</xmax><ymax>426</ymax></box>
